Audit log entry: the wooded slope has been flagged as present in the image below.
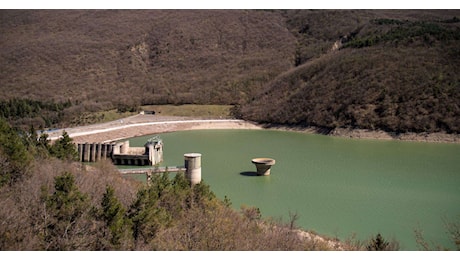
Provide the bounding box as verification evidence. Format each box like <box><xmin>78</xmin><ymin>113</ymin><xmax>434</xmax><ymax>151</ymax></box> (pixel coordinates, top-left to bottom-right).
<box><xmin>242</xmin><ymin>10</ymin><xmax>460</xmax><ymax>133</ymax></box>
<box><xmin>1</xmin><ymin>10</ymin><xmax>459</xmax><ymax>133</ymax></box>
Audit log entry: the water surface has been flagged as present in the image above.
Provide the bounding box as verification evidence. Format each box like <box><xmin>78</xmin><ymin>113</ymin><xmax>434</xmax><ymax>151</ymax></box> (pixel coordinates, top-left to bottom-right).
<box><xmin>127</xmin><ymin>129</ymin><xmax>460</xmax><ymax>250</ymax></box>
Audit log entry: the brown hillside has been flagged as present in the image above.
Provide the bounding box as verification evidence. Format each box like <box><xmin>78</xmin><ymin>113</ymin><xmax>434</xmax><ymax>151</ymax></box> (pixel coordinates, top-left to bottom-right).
<box><xmin>242</xmin><ymin>10</ymin><xmax>460</xmax><ymax>134</ymax></box>
<box><xmin>0</xmin><ymin>10</ymin><xmax>295</xmax><ymax>106</ymax></box>
<box><xmin>1</xmin><ymin>10</ymin><xmax>459</xmax><ymax>134</ymax></box>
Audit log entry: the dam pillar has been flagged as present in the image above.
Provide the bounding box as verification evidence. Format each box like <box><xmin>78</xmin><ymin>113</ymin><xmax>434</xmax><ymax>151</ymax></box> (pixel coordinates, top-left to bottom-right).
<box><xmin>77</xmin><ymin>144</ymin><xmax>83</xmax><ymax>162</ymax></box>
<box><xmin>90</xmin><ymin>143</ymin><xmax>96</xmax><ymax>162</ymax></box>
<box><xmin>109</xmin><ymin>143</ymin><xmax>115</xmax><ymax>158</ymax></box>
<box><xmin>105</xmin><ymin>143</ymin><xmax>109</xmax><ymax>158</ymax></box>
<box><xmin>184</xmin><ymin>153</ymin><xmax>202</xmax><ymax>185</ymax></box>
<box><xmin>101</xmin><ymin>143</ymin><xmax>107</xmax><ymax>159</ymax></box>
<box><xmin>83</xmin><ymin>142</ymin><xmax>90</xmax><ymax>162</ymax></box>
<box><xmin>96</xmin><ymin>143</ymin><xmax>102</xmax><ymax>161</ymax></box>
<box><xmin>252</xmin><ymin>158</ymin><xmax>276</xmax><ymax>176</ymax></box>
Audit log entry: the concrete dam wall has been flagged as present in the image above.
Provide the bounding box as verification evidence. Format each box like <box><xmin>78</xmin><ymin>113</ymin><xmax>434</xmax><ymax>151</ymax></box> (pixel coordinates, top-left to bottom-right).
<box><xmin>77</xmin><ymin>137</ymin><xmax>163</xmax><ymax>166</ymax></box>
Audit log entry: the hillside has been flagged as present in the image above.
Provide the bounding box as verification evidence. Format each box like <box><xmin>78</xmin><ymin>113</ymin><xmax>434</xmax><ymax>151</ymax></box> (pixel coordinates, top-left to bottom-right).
<box><xmin>1</xmin><ymin>9</ymin><xmax>459</xmax><ymax>134</ymax></box>
<box><xmin>0</xmin><ymin>10</ymin><xmax>294</xmax><ymax>104</ymax></box>
<box><xmin>242</xmin><ymin>10</ymin><xmax>460</xmax><ymax>134</ymax></box>
<box><xmin>0</xmin><ymin>10</ymin><xmax>295</xmax><ymax>128</ymax></box>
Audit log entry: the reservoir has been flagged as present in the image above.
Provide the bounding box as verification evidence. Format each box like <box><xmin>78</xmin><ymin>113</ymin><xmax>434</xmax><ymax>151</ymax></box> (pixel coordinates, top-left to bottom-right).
<box><xmin>126</xmin><ymin>129</ymin><xmax>460</xmax><ymax>250</ymax></box>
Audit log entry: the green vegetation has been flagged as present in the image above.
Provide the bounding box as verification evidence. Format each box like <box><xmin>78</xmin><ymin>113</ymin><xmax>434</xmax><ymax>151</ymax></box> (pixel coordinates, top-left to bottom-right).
<box><xmin>0</xmin><ymin>118</ymin><xmax>31</xmax><ymax>186</ymax></box>
<box><xmin>41</xmin><ymin>172</ymin><xmax>90</xmax><ymax>250</ymax></box>
<box><xmin>48</xmin><ymin>131</ymin><xmax>78</xmax><ymax>161</ymax></box>
<box><xmin>0</xmin><ymin>98</ymin><xmax>72</xmax><ymax>130</ymax></box>
<box><xmin>0</xmin><ymin>118</ymin><xmax>78</xmax><ymax>187</ymax></box>
<box><xmin>365</xmin><ymin>233</ymin><xmax>399</xmax><ymax>251</ymax></box>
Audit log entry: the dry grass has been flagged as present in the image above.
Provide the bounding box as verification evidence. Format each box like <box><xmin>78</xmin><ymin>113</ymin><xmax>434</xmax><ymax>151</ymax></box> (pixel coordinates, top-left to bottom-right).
<box><xmin>69</xmin><ymin>109</ymin><xmax>137</xmax><ymax>126</ymax></box>
<box><xmin>141</xmin><ymin>104</ymin><xmax>232</xmax><ymax>118</ymax></box>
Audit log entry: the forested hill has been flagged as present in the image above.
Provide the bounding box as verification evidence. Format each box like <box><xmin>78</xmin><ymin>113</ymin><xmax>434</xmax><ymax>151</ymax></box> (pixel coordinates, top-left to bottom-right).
<box><xmin>0</xmin><ymin>10</ymin><xmax>295</xmax><ymax>128</ymax></box>
<box><xmin>1</xmin><ymin>10</ymin><xmax>459</xmax><ymax>134</ymax></box>
<box><xmin>0</xmin><ymin>10</ymin><xmax>295</xmax><ymax>105</ymax></box>
<box><xmin>241</xmin><ymin>10</ymin><xmax>460</xmax><ymax>134</ymax></box>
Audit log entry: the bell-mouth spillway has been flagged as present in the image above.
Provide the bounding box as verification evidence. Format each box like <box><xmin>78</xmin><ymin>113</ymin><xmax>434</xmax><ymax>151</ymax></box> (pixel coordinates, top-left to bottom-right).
<box><xmin>251</xmin><ymin>158</ymin><xmax>276</xmax><ymax>176</ymax></box>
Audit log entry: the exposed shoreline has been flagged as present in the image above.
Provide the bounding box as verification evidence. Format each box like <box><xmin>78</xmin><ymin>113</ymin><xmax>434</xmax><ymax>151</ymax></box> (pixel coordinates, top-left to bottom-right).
<box><xmin>46</xmin><ymin>114</ymin><xmax>263</xmax><ymax>143</ymax></box>
<box><xmin>263</xmin><ymin>124</ymin><xmax>460</xmax><ymax>144</ymax></box>
<box><xmin>46</xmin><ymin>114</ymin><xmax>460</xmax><ymax>144</ymax></box>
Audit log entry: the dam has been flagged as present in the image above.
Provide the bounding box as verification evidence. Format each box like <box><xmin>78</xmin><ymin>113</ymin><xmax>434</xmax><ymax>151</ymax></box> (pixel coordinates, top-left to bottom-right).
<box><xmin>76</xmin><ymin>136</ymin><xmax>163</xmax><ymax>166</ymax></box>
<box><xmin>77</xmin><ymin>136</ymin><xmax>203</xmax><ymax>185</ymax></box>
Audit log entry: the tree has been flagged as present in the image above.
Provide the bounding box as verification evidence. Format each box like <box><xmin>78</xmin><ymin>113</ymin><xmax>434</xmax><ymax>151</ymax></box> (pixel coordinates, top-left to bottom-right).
<box><xmin>366</xmin><ymin>233</ymin><xmax>399</xmax><ymax>251</ymax></box>
<box><xmin>127</xmin><ymin>186</ymin><xmax>172</xmax><ymax>249</ymax></box>
<box><xmin>190</xmin><ymin>181</ymin><xmax>216</xmax><ymax>209</ymax></box>
<box><xmin>41</xmin><ymin>172</ymin><xmax>90</xmax><ymax>250</ymax></box>
<box><xmin>94</xmin><ymin>186</ymin><xmax>132</xmax><ymax>249</ymax></box>
<box><xmin>49</xmin><ymin>130</ymin><xmax>78</xmax><ymax>161</ymax></box>
<box><xmin>38</xmin><ymin>132</ymin><xmax>50</xmax><ymax>149</ymax></box>
<box><xmin>415</xmin><ymin>216</ymin><xmax>460</xmax><ymax>250</ymax></box>
<box><xmin>28</xmin><ymin>125</ymin><xmax>38</xmax><ymax>146</ymax></box>
<box><xmin>0</xmin><ymin>118</ymin><xmax>30</xmax><ymax>186</ymax></box>
<box><xmin>38</xmin><ymin>132</ymin><xmax>51</xmax><ymax>152</ymax></box>
<box><xmin>23</xmin><ymin>125</ymin><xmax>51</xmax><ymax>159</ymax></box>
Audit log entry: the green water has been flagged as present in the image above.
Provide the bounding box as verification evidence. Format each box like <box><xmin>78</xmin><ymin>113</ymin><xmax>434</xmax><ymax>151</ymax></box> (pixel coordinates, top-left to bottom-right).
<box><xmin>127</xmin><ymin>129</ymin><xmax>460</xmax><ymax>250</ymax></box>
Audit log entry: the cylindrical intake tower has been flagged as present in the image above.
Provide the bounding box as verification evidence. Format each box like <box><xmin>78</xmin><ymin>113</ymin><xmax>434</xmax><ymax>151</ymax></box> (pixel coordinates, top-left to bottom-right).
<box><xmin>184</xmin><ymin>153</ymin><xmax>202</xmax><ymax>185</ymax></box>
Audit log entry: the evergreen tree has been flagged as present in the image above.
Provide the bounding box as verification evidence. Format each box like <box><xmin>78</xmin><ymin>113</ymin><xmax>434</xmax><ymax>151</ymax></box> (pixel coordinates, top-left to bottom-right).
<box><xmin>191</xmin><ymin>180</ymin><xmax>216</xmax><ymax>208</ymax></box>
<box><xmin>42</xmin><ymin>172</ymin><xmax>89</xmax><ymax>250</ymax></box>
<box><xmin>149</xmin><ymin>172</ymin><xmax>172</xmax><ymax>199</ymax></box>
<box><xmin>366</xmin><ymin>233</ymin><xmax>391</xmax><ymax>251</ymax></box>
<box><xmin>164</xmin><ymin>172</ymin><xmax>193</xmax><ymax>214</ymax></box>
<box><xmin>0</xmin><ymin>118</ymin><xmax>30</xmax><ymax>186</ymax></box>
<box><xmin>96</xmin><ymin>186</ymin><xmax>131</xmax><ymax>249</ymax></box>
<box><xmin>28</xmin><ymin>125</ymin><xmax>38</xmax><ymax>146</ymax></box>
<box><xmin>128</xmin><ymin>173</ymin><xmax>182</xmax><ymax>248</ymax></box>
<box><xmin>49</xmin><ymin>130</ymin><xmax>78</xmax><ymax>161</ymax></box>
<box><xmin>127</xmin><ymin>187</ymin><xmax>171</xmax><ymax>248</ymax></box>
<box><xmin>38</xmin><ymin>132</ymin><xmax>50</xmax><ymax>149</ymax></box>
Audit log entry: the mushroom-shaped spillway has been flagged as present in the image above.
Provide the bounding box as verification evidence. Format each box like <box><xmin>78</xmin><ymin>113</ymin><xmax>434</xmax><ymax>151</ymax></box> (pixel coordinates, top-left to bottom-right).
<box><xmin>251</xmin><ymin>158</ymin><xmax>276</xmax><ymax>176</ymax></box>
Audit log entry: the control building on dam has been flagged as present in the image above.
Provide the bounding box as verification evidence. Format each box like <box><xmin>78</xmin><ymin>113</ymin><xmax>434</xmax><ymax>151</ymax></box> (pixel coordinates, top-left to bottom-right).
<box><xmin>77</xmin><ymin>136</ymin><xmax>163</xmax><ymax>166</ymax></box>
